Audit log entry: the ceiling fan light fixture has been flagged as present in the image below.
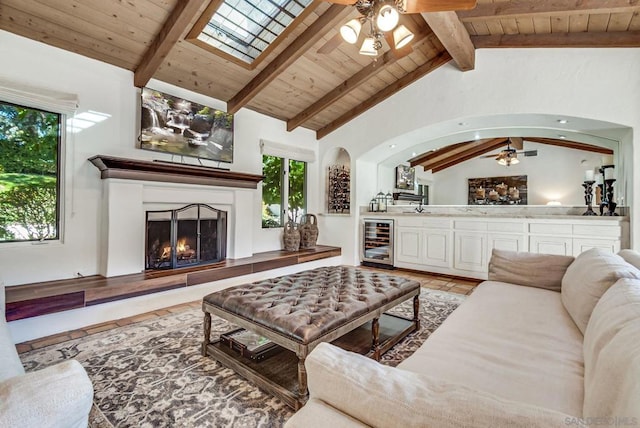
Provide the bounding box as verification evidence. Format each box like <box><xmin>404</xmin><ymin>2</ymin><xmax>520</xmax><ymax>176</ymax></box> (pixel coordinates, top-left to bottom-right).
<box><xmin>340</xmin><ymin>19</ymin><xmax>361</xmax><ymax>44</ymax></box>
<box><xmin>510</xmin><ymin>156</ymin><xmax>520</xmax><ymax>165</ymax></box>
<box><xmin>376</xmin><ymin>4</ymin><xmax>399</xmax><ymax>32</ymax></box>
<box><xmin>359</xmin><ymin>37</ymin><xmax>378</xmax><ymax>56</ymax></box>
<box><xmin>393</xmin><ymin>24</ymin><xmax>414</xmax><ymax>49</ymax></box>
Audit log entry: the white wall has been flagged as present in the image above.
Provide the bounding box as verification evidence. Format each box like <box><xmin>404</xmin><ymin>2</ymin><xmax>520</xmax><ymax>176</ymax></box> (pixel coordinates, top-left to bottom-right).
<box><xmin>317</xmin><ymin>48</ymin><xmax>640</xmax><ymax>264</ymax></box>
<box><xmin>431</xmin><ymin>142</ymin><xmax>605</xmax><ymax>206</ymax></box>
<box><xmin>0</xmin><ymin>30</ymin><xmax>321</xmax><ymax>287</ymax></box>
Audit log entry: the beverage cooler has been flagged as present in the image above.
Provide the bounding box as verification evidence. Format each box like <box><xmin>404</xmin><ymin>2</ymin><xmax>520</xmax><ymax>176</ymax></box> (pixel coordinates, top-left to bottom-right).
<box><xmin>361</xmin><ymin>219</ymin><xmax>394</xmax><ymax>266</ymax></box>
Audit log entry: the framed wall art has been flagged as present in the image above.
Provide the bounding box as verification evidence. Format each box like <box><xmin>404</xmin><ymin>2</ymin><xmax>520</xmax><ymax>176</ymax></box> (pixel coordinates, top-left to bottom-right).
<box><xmin>468</xmin><ymin>175</ymin><xmax>528</xmax><ymax>205</ymax></box>
<box><xmin>396</xmin><ymin>165</ymin><xmax>415</xmax><ymax>190</ymax></box>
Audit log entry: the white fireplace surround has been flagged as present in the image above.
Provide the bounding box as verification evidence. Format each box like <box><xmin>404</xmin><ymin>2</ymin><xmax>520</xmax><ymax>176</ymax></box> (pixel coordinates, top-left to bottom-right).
<box><xmin>100</xmin><ymin>178</ymin><xmax>254</xmax><ymax>277</ymax></box>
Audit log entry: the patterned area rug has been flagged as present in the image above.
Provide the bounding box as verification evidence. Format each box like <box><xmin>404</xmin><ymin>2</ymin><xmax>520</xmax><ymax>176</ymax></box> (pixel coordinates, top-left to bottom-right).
<box><xmin>20</xmin><ymin>289</ymin><xmax>465</xmax><ymax>428</ymax></box>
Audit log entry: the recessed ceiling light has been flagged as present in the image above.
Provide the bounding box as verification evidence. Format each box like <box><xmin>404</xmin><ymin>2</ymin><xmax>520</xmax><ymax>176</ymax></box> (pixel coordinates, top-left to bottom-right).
<box><xmin>411</xmin><ymin>152</ymin><xmax>417</xmax><ymax>157</ymax></box>
<box><xmin>557</xmin><ymin>119</ymin><xmax>568</xmax><ymax>124</ymax></box>
<box><xmin>389</xmin><ymin>144</ymin><xmax>396</xmax><ymax>148</ymax></box>
<box><xmin>458</xmin><ymin>122</ymin><xmax>466</xmax><ymax>126</ymax></box>
<box><xmin>558</xmin><ymin>134</ymin><xmax>567</xmax><ymax>139</ymax></box>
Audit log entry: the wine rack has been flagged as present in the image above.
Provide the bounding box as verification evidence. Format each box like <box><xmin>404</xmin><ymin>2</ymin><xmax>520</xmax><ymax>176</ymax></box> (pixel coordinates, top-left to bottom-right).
<box><xmin>327</xmin><ymin>165</ymin><xmax>350</xmax><ymax>213</ymax></box>
<box><xmin>361</xmin><ymin>219</ymin><xmax>394</xmax><ymax>266</ymax></box>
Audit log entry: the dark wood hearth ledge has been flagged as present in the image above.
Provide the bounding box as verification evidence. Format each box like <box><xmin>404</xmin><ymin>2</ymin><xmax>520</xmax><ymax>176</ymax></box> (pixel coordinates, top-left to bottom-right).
<box><xmin>89</xmin><ymin>155</ymin><xmax>264</xmax><ymax>189</ymax></box>
<box><xmin>4</xmin><ymin>246</ymin><xmax>341</xmax><ymax>321</ymax></box>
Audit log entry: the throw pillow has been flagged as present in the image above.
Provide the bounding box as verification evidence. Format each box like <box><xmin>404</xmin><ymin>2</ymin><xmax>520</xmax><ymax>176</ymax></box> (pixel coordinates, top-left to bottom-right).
<box><xmin>561</xmin><ymin>248</ymin><xmax>640</xmax><ymax>334</ymax></box>
<box><xmin>618</xmin><ymin>249</ymin><xmax>640</xmax><ymax>271</ymax></box>
<box><xmin>488</xmin><ymin>249</ymin><xmax>574</xmax><ymax>292</ymax></box>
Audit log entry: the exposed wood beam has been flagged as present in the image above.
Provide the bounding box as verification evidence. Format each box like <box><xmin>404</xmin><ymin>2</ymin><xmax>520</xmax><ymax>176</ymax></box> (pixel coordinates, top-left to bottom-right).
<box><xmin>431</xmin><ymin>139</ymin><xmax>508</xmax><ymax>173</ymax></box>
<box><xmin>408</xmin><ymin>141</ymin><xmax>468</xmax><ymax>166</ymax></box>
<box><xmin>316</xmin><ymin>51</ymin><xmax>452</xmax><ymax>139</ymax></box>
<box><xmin>134</xmin><ymin>0</ymin><xmax>209</xmax><ymax>88</ymax></box>
<box><xmin>227</xmin><ymin>4</ymin><xmax>350</xmax><ymax>114</ymax></box>
<box><xmin>524</xmin><ymin>137</ymin><xmax>614</xmax><ymax>154</ymax></box>
<box><xmin>409</xmin><ymin>138</ymin><xmax>500</xmax><ymax>171</ymax></box>
<box><xmin>421</xmin><ymin>11</ymin><xmax>475</xmax><ymax>71</ymax></box>
<box><xmin>472</xmin><ymin>32</ymin><xmax>640</xmax><ymax>48</ymax></box>
<box><xmin>457</xmin><ymin>0</ymin><xmax>640</xmax><ymax>22</ymax></box>
<box><xmin>287</xmin><ymin>30</ymin><xmax>436</xmax><ymax>132</ymax></box>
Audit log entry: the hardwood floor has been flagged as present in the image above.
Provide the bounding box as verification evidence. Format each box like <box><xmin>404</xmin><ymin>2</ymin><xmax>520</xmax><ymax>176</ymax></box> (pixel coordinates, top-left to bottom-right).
<box><xmin>15</xmin><ymin>268</ymin><xmax>479</xmax><ymax>354</ymax></box>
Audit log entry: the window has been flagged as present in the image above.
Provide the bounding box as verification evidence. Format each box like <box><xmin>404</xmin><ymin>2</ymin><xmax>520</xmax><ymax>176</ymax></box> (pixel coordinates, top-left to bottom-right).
<box><xmin>0</xmin><ymin>101</ymin><xmax>61</xmax><ymax>242</ymax></box>
<box><xmin>195</xmin><ymin>0</ymin><xmax>313</xmax><ymax>65</ymax></box>
<box><xmin>262</xmin><ymin>155</ymin><xmax>307</xmax><ymax>228</ymax></box>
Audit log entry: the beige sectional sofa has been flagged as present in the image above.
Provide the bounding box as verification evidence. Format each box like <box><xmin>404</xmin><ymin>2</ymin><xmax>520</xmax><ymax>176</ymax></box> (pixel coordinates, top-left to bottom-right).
<box><xmin>286</xmin><ymin>248</ymin><xmax>640</xmax><ymax>427</ymax></box>
<box><xmin>0</xmin><ymin>285</ymin><xmax>94</xmax><ymax>427</ymax></box>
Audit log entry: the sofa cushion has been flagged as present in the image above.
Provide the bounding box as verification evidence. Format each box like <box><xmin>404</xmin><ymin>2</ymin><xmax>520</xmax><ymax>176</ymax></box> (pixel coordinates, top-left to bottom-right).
<box><xmin>619</xmin><ymin>249</ymin><xmax>640</xmax><ymax>270</ymax></box>
<box><xmin>398</xmin><ymin>281</ymin><xmax>584</xmax><ymax>416</ymax></box>
<box><xmin>583</xmin><ymin>278</ymin><xmax>640</xmax><ymax>420</ymax></box>
<box><xmin>285</xmin><ymin>398</ymin><xmax>369</xmax><ymax>428</ymax></box>
<box><xmin>488</xmin><ymin>249</ymin><xmax>574</xmax><ymax>291</ymax></box>
<box><xmin>561</xmin><ymin>248</ymin><xmax>640</xmax><ymax>334</ymax></box>
<box><xmin>292</xmin><ymin>342</ymin><xmax>579</xmax><ymax>428</ymax></box>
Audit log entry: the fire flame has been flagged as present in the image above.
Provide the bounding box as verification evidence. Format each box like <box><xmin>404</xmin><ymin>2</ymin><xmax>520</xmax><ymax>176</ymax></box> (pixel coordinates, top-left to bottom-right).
<box><xmin>177</xmin><ymin>238</ymin><xmax>187</xmax><ymax>252</ymax></box>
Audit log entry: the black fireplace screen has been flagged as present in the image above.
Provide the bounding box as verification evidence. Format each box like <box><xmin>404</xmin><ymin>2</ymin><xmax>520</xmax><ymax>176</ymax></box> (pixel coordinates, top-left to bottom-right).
<box><xmin>145</xmin><ymin>204</ymin><xmax>226</xmax><ymax>270</ymax></box>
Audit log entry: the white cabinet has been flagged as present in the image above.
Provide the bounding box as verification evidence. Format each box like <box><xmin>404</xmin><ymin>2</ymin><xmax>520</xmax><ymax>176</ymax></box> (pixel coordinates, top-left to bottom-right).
<box><xmin>454</xmin><ymin>232</ymin><xmax>486</xmax><ymax>273</ymax></box>
<box><xmin>388</xmin><ymin>214</ymin><xmax>627</xmax><ymax>280</ymax></box>
<box><xmin>529</xmin><ymin>236</ymin><xmax>573</xmax><ymax>256</ymax></box>
<box><xmin>423</xmin><ymin>229</ymin><xmax>451</xmax><ymax>267</ymax></box>
<box><xmin>396</xmin><ymin>227</ymin><xmax>422</xmax><ymax>264</ymax></box>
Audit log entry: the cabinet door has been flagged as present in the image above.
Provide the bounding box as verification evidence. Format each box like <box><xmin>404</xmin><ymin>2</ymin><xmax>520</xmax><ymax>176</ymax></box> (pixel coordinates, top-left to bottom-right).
<box><xmin>454</xmin><ymin>232</ymin><xmax>486</xmax><ymax>272</ymax></box>
<box><xmin>572</xmin><ymin>238</ymin><xmax>620</xmax><ymax>257</ymax></box>
<box><xmin>422</xmin><ymin>229</ymin><xmax>451</xmax><ymax>268</ymax></box>
<box><xmin>487</xmin><ymin>233</ymin><xmax>526</xmax><ymax>254</ymax></box>
<box><xmin>529</xmin><ymin>236</ymin><xmax>573</xmax><ymax>256</ymax></box>
<box><xmin>395</xmin><ymin>227</ymin><xmax>422</xmax><ymax>264</ymax></box>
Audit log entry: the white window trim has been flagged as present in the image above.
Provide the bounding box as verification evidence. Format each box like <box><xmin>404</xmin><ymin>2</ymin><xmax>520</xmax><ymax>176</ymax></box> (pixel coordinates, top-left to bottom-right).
<box><xmin>260</xmin><ymin>139</ymin><xmax>316</xmax><ymax>163</ymax></box>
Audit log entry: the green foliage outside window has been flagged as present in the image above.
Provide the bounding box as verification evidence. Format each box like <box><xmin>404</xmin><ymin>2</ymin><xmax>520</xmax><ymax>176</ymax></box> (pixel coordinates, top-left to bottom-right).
<box><xmin>261</xmin><ymin>154</ymin><xmax>306</xmax><ymax>228</ymax></box>
<box><xmin>0</xmin><ymin>102</ymin><xmax>60</xmax><ymax>241</ymax></box>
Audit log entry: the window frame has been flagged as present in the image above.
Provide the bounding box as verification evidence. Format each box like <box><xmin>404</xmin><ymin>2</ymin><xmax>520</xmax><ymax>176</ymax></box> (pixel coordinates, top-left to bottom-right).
<box><xmin>0</xmin><ymin>100</ymin><xmax>64</xmax><ymax>244</ymax></box>
<box><xmin>261</xmin><ymin>154</ymin><xmax>307</xmax><ymax>228</ymax></box>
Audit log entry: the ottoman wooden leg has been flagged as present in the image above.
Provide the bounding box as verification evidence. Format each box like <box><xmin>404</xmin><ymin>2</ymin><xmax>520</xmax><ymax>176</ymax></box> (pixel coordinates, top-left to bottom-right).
<box><xmin>413</xmin><ymin>295</ymin><xmax>421</xmax><ymax>330</ymax></box>
<box><xmin>202</xmin><ymin>312</ymin><xmax>211</xmax><ymax>356</ymax></box>
<box><xmin>297</xmin><ymin>357</ymin><xmax>308</xmax><ymax>398</ymax></box>
<box><xmin>371</xmin><ymin>317</ymin><xmax>380</xmax><ymax>361</ymax></box>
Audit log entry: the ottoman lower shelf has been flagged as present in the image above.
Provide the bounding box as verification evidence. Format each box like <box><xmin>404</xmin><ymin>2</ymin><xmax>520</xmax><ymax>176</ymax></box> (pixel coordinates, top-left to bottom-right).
<box><xmin>204</xmin><ymin>313</ymin><xmax>415</xmax><ymax>410</ymax></box>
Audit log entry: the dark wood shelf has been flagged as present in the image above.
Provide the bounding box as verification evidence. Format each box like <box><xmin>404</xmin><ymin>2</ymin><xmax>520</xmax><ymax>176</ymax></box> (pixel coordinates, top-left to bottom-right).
<box><xmin>89</xmin><ymin>155</ymin><xmax>264</xmax><ymax>189</ymax></box>
<box><xmin>4</xmin><ymin>246</ymin><xmax>341</xmax><ymax>321</ymax></box>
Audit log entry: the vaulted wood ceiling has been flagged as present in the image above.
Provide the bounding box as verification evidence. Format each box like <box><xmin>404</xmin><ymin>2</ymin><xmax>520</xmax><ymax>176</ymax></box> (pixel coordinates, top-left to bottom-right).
<box><xmin>1</xmin><ymin>0</ymin><xmax>638</xmax><ymax>139</ymax></box>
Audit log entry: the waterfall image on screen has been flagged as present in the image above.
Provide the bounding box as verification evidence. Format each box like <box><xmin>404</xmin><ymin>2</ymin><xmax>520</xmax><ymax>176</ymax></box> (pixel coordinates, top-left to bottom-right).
<box><xmin>140</xmin><ymin>87</ymin><xmax>234</xmax><ymax>163</ymax></box>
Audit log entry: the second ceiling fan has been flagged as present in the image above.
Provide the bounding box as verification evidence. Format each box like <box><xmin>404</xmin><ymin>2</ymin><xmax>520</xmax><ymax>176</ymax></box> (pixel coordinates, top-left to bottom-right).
<box><xmin>482</xmin><ymin>138</ymin><xmax>538</xmax><ymax>166</ymax></box>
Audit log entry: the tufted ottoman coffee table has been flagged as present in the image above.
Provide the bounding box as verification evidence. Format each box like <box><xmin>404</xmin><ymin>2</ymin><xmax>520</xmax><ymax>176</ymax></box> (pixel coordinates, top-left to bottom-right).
<box><xmin>201</xmin><ymin>266</ymin><xmax>420</xmax><ymax>409</ymax></box>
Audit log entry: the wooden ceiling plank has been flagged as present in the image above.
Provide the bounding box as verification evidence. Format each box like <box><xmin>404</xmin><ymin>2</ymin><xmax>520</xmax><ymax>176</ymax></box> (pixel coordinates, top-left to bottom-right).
<box><xmin>472</xmin><ymin>31</ymin><xmax>640</xmax><ymax>47</ymax></box>
<box><xmin>430</xmin><ymin>139</ymin><xmax>508</xmax><ymax>173</ymax></box>
<box><xmin>486</xmin><ymin>20</ymin><xmax>505</xmax><ymax>35</ymax></box>
<box><xmin>551</xmin><ymin>15</ymin><xmax>570</xmax><ymax>33</ymax></box>
<box><xmin>588</xmin><ymin>13</ymin><xmax>612</xmax><ymax>31</ymax></box>
<box><xmin>0</xmin><ymin>4</ymin><xmax>141</xmax><ymax>69</ymax></box>
<box><xmin>226</xmin><ymin>4</ymin><xmax>350</xmax><ymax>114</ymax></box>
<box><xmin>134</xmin><ymin>0</ymin><xmax>209</xmax><ymax>88</ymax></box>
<box><xmin>458</xmin><ymin>0</ymin><xmax>640</xmax><ymax>22</ymax></box>
<box><xmin>569</xmin><ymin>14</ymin><xmax>590</xmax><ymax>32</ymax></box>
<box><xmin>500</xmin><ymin>18</ymin><xmax>520</xmax><ymax>34</ymax></box>
<box><xmin>422</xmin><ymin>11</ymin><xmax>475</xmax><ymax>71</ymax></box>
<box><xmin>607</xmin><ymin>12</ymin><xmax>634</xmax><ymax>30</ymax></box>
<box><xmin>630</xmin><ymin>11</ymin><xmax>640</xmax><ymax>30</ymax></box>
<box><xmin>316</xmin><ymin>51</ymin><xmax>452</xmax><ymax>139</ymax></box>
<box><xmin>533</xmin><ymin>16</ymin><xmax>552</xmax><ymax>33</ymax></box>
<box><xmin>471</xmin><ymin>21</ymin><xmax>491</xmax><ymax>36</ymax></box>
<box><xmin>287</xmin><ymin>30</ymin><xmax>436</xmax><ymax>131</ymax></box>
<box><xmin>524</xmin><ymin>137</ymin><xmax>614</xmax><ymax>154</ymax></box>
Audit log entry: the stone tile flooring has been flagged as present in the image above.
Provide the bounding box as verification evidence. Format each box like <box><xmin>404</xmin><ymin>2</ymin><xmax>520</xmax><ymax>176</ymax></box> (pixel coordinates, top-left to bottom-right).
<box><xmin>16</xmin><ymin>269</ymin><xmax>480</xmax><ymax>354</ymax></box>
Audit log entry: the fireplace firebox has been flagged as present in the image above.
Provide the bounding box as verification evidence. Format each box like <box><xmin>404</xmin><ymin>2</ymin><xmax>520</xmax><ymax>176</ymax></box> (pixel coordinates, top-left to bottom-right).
<box><xmin>145</xmin><ymin>204</ymin><xmax>227</xmax><ymax>270</ymax></box>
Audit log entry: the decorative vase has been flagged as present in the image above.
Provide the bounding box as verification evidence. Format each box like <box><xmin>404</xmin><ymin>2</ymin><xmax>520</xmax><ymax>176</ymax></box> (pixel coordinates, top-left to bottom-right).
<box><xmin>299</xmin><ymin>214</ymin><xmax>319</xmax><ymax>249</ymax></box>
<box><xmin>283</xmin><ymin>221</ymin><xmax>301</xmax><ymax>251</ymax></box>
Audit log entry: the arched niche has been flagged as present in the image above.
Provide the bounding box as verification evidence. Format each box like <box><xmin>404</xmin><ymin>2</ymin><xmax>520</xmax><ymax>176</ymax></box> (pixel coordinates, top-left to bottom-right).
<box><xmin>322</xmin><ymin>147</ymin><xmax>351</xmax><ymax>214</ymax></box>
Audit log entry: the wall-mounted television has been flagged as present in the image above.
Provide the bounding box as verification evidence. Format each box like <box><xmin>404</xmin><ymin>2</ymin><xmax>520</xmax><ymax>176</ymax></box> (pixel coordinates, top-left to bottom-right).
<box><xmin>140</xmin><ymin>87</ymin><xmax>234</xmax><ymax>163</ymax></box>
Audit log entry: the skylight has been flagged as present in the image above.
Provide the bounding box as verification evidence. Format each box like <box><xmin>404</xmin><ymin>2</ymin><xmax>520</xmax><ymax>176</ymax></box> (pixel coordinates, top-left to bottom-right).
<box><xmin>197</xmin><ymin>0</ymin><xmax>313</xmax><ymax>64</ymax></box>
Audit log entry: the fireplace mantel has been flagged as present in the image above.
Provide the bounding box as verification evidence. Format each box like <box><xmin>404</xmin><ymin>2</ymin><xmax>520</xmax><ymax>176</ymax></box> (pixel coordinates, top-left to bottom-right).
<box><xmin>89</xmin><ymin>155</ymin><xmax>264</xmax><ymax>189</ymax></box>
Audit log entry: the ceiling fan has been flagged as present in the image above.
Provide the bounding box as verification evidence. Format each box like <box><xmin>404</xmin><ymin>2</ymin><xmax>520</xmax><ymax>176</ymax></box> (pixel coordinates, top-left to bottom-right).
<box><xmin>319</xmin><ymin>0</ymin><xmax>477</xmax><ymax>56</ymax></box>
<box><xmin>482</xmin><ymin>138</ymin><xmax>538</xmax><ymax>166</ymax></box>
